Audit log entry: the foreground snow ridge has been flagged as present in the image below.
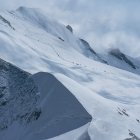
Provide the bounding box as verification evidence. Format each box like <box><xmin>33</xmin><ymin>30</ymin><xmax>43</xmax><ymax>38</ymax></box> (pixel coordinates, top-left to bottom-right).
<box><xmin>0</xmin><ymin>59</ymin><xmax>91</xmax><ymax>140</ymax></box>
<box><xmin>31</xmin><ymin>72</ymin><xmax>92</xmax><ymax>139</ymax></box>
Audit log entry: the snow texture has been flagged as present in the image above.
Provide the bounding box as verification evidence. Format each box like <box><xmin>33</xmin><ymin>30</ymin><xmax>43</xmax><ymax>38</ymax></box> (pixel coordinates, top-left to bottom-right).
<box><xmin>0</xmin><ymin>7</ymin><xmax>140</xmax><ymax>140</ymax></box>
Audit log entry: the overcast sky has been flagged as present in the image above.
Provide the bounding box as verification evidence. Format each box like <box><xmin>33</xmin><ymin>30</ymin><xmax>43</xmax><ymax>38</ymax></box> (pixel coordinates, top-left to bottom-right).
<box><xmin>0</xmin><ymin>0</ymin><xmax>140</xmax><ymax>57</ymax></box>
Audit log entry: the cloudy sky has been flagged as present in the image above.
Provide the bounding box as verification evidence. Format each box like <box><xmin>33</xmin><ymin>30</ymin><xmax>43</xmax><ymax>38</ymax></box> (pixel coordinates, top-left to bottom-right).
<box><xmin>0</xmin><ymin>0</ymin><xmax>140</xmax><ymax>57</ymax></box>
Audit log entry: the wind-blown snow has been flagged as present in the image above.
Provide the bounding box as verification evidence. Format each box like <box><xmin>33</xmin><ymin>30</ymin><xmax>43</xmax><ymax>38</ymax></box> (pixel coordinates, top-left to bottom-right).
<box><xmin>0</xmin><ymin>7</ymin><xmax>140</xmax><ymax>140</ymax></box>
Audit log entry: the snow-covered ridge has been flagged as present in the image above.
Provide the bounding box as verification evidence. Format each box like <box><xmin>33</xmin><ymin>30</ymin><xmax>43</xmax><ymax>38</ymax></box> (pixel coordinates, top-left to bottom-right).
<box><xmin>0</xmin><ymin>6</ymin><xmax>140</xmax><ymax>75</ymax></box>
<box><xmin>31</xmin><ymin>72</ymin><xmax>92</xmax><ymax>139</ymax></box>
<box><xmin>0</xmin><ymin>6</ymin><xmax>140</xmax><ymax>140</ymax></box>
<box><xmin>0</xmin><ymin>58</ymin><xmax>92</xmax><ymax>140</ymax></box>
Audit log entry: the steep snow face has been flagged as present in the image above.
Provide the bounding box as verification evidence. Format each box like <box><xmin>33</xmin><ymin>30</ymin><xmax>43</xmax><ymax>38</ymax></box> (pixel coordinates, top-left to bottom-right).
<box><xmin>79</xmin><ymin>39</ymin><xmax>107</xmax><ymax>64</ymax></box>
<box><xmin>16</xmin><ymin>7</ymin><xmax>78</xmax><ymax>47</ymax></box>
<box><xmin>0</xmin><ymin>7</ymin><xmax>109</xmax><ymax>73</ymax></box>
<box><xmin>0</xmin><ymin>7</ymin><xmax>140</xmax><ymax>140</ymax></box>
<box><xmin>0</xmin><ymin>7</ymin><xmax>140</xmax><ymax>74</ymax></box>
<box><xmin>0</xmin><ymin>59</ymin><xmax>91</xmax><ymax>140</ymax></box>
<box><xmin>30</xmin><ymin>72</ymin><xmax>91</xmax><ymax>140</ymax></box>
<box><xmin>100</xmin><ymin>48</ymin><xmax>140</xmax><ymax>75</ymax></box>
<box><xmin>0</xmin><ymin>7</ymin><xmax>81</xmax><ymax>72</ymax></box>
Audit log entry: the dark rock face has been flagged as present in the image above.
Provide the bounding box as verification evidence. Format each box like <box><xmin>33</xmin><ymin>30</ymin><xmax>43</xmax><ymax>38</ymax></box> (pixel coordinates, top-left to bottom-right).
<box><xmin>58</xmin><ymin>37</ymin><xmax>64</xmax><ymax>41</ymax></box>
<box><xmin>109</xmin><ymin>49</ymin><xmax>136</xmax><ymax>69</ymax></box>
<box><xmin>80</xmin><ymin>39</ymin><xmax>96</xmax><ymax>55</ymax></box>
<box><xmin>124</xmin><ymin>130</ymin><xmax>140</xmax><ymax>140</ymax></box>
<box><xmin>0</xmin><ymin>58</ymin><xmax>40</xmax><ymax>130</ymax></box>
<box><xmin>0</xmin><ymin>15</ymin><xmax>15</xmax><ymax>30</ymax></box>
<box><xmin>66</xmin><ymin>25</ymin><xmax>73</xmax><ymax>33</ymax></box>
<box><xmin>79</xmin><ymin>39</ymin><xmax>107</xmax><ymax>64</ymax></box>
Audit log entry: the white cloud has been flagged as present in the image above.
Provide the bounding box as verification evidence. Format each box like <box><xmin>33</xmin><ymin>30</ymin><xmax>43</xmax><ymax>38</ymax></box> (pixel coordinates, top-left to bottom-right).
<box><xmin>0</xmin><ymin>0</ymin><xmax>140</xmax><ymax>57</ymax></box>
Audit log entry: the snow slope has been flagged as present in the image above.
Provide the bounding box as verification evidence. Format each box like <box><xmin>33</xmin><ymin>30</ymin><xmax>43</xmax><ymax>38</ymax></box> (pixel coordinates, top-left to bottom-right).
<box><xmin>0</xmin><ymin>7</ymin><xmax>140</xmax><ymax>140</ymax></box>
<box><xmin>0</xmin><ymin>59</ymin><xmax>91</xmax><ymax>140</ymax></box>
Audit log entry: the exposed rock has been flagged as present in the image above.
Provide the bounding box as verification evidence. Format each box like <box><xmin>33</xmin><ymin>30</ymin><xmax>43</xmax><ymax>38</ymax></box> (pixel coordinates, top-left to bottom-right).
<box><xmin>0</xmin><ymin>15</ymin><xmax>15</xmax><ymax>30</ymax></box>
<box><xmin>125</xmin><ymin>130</ymin><xmax>140</xmax><ymax>140</ymax></box>
<box><xmin>136</xmin><ymin>119</ymin><xmax>140</xmax><ymax>123</ymax></box>
<box><xmin>66</xmin><ymin>25</ymin><xmax>73</xmax><ymax>33</ymax></box>
<box><xmin>80</xmin><ymin>38</ymin><xmax>108</xmax><ymax>64</ymax></box>
<box><xmin>109</xmin><ymin>49</ymin><xmax>136</xmax><ymax>69</ymax></box>
<box><xmin>80</xmin><ymin>39</ymin><xmax>96</xmax><ymax>55</ymax></box>
<box><xmin>58</xmin><ymin>37</ymin><xmax>64</xmax><ymax>41</ymax></box>
<box><xmin>0</xmin><ymin>58</ymin><xmax>40</xmax><ymax>130</ymax></box>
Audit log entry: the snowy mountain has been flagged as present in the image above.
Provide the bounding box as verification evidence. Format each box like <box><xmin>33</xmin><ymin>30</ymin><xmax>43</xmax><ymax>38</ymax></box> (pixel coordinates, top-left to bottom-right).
<box><xmin>0</xmin><ymin>7</ymin><xmax>140</xmax><ymax>140</ymax></box>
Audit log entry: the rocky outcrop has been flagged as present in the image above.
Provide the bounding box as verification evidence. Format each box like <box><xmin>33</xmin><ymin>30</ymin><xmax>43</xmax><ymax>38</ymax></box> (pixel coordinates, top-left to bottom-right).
<box><xmin>109</xmin><ymin>49</ymin><xmax>136</xmax><ymax>69</ymax></box>
<box><xmin>0</xmin><ymin>15</ymin><xmax>15</xmax><ymax>30</ymax></box>
<box><xmin>66</xmin><ymin>25</ymin><xmax>73</xmax><ymax>33</ymax></box>
<box><xmin>0</xmin><ymin>58</ymin><xmax>40</xmax><ymax>130</ymax></box>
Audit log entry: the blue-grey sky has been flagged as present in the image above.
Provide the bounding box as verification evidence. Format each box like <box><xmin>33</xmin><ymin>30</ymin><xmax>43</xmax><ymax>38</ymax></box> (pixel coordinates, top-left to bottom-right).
<box><xmin>0</xmin><ymin>0</ymin><xmax>140</xmax><ymax>57</ymax></box>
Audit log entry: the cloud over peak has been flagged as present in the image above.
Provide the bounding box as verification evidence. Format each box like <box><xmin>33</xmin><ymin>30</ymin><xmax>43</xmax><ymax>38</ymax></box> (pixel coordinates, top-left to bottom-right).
<box><xmin>0</xmin><ymin>0</ymin><xmax>140</xmax><ymax>57</ymax></box>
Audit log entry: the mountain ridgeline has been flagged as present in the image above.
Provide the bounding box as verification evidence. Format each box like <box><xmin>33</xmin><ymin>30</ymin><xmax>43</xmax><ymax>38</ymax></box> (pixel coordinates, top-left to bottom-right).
<box><xmin>0</xmin><ymin>7</ymin><xmax>140</xmax><ymax>140</ymax></box>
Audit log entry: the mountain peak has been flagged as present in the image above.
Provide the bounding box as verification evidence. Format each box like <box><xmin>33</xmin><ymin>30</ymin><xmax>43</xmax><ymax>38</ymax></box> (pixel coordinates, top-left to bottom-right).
<box><xmin>109</xmin><ymin>48</ymin><xmax>136</xmax><ymax>69</ymax></box>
